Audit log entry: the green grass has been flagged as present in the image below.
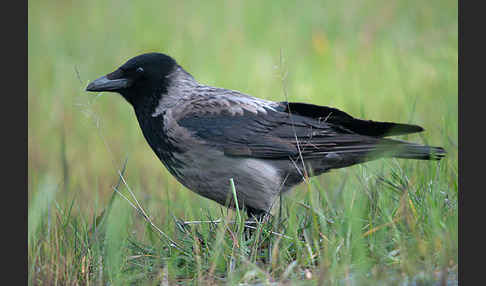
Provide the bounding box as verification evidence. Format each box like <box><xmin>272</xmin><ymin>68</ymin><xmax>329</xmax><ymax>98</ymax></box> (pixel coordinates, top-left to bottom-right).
<box><xmin>28</xmin><ymin>0</ymin><xmax>457</xmax><ymax>284</ymax></box>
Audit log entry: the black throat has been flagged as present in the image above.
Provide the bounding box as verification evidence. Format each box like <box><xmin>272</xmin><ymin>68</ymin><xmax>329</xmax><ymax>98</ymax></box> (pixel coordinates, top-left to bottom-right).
<box><xmin>133</xmin><ymin>97</ymin><xmax>186</xmax><ymax>178</ymax></box>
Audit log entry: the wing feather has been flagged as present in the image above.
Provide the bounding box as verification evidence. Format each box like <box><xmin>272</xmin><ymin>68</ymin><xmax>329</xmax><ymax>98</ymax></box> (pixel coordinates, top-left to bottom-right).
<box><xmin>175</xmin><ymin>95</ymin><xmax>425</xmax><ymax>160</ymax></box>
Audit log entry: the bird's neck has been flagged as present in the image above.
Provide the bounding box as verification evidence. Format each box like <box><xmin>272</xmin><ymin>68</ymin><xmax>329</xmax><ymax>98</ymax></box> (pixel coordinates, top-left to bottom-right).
<box><xmin>132</xmin><ymin>67</ymin><xmax>198</xmax><ymax>172</ymax></box>
<box><xmin>134</xmin><ymin>103</ymin><xmax>186</xmax><ymax>177</ymax></box>
<box><xmin>147</xmin><ymin>66</ymin><xmax>199</xmax><ymax>117</ymax></box>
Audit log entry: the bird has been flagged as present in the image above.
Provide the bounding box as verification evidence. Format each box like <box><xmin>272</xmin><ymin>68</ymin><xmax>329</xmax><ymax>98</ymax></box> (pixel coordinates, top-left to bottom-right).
<box><xmin>86</xmin><ymin>52</ymin><xmax>445</xmax><ymax>218</ymax></box>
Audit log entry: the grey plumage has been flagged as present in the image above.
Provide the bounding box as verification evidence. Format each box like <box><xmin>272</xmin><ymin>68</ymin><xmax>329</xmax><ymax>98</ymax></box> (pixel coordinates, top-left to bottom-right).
<box><xmin>86</xmin><ymin>53</ymin><xmax>446</xmax><ymax>217</ymax></box>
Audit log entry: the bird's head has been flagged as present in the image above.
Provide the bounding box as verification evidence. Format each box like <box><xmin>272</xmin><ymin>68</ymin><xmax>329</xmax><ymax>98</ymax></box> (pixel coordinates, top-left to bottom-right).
<box><xmin>86</xmin><ymin>53</ymin><xmax>178</xmax><ymax>106</ymax></box>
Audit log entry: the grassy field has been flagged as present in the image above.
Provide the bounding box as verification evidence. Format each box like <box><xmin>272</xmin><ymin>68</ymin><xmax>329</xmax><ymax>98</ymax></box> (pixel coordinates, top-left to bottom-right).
<box><xmin>28</xmin><ymin>0</ymin><xmax>457</xmax><ymax>284</ymax></box>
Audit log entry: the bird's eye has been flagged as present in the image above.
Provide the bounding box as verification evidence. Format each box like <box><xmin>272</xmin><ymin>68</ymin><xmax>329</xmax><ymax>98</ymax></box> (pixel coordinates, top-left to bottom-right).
<box><xmin>136</xmin><ymin>67</ymin><xmax>144</xmax><ymax>73</ymax></box>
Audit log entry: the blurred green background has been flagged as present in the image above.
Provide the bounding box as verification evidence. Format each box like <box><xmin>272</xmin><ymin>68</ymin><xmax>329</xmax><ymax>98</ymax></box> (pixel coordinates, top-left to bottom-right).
<box><xmin>28</xmin><ymin>0</ymin><xmax>457</xmax><ymax>284</ymax></box>
<box><xmin>28</xmin><ymin>0</ymin><xmax>457</xmax><ymax>207</ymax></box>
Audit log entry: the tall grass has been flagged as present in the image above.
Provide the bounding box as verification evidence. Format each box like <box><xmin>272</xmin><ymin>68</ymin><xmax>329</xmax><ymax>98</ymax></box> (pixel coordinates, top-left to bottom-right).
<box><xmin>29</xmin><ymin>0</ymin><xmax>457</xmax><ymax>284</ymax></box>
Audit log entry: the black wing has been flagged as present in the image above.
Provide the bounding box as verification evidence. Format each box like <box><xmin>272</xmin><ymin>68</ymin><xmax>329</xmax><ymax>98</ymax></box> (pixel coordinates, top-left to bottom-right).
<box><xmin>280</xmin><ymin>102</ymin><xmax>423</xmax><ymax>137</ymax></box>
<box><xmin>177</xmin><ymin>100</ymin><xmax>427</xmax><ymax>160</ymax></box>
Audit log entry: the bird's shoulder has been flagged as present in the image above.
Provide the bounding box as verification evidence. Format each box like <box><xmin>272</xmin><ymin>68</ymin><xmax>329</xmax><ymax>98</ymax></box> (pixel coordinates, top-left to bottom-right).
<box><xmin>169</xmin><ymin>86</ymin><xmax>280</xmax><ymax>120</ymax></box>
<box><xmin>159</xmin><ymin>87</ymin><xmax>281</xmax><ymax>146</ymax></box>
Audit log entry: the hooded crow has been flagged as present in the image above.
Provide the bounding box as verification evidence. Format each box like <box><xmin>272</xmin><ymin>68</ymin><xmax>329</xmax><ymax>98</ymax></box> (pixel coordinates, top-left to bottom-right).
<box><xmin>86</xmin><ymin>53</ymin><xmax>445</xmax><ymax>217</ymax></box>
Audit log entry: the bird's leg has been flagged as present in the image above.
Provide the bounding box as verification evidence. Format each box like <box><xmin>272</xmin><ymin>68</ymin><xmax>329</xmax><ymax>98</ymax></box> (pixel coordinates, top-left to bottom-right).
<box><xmin>242</xmin><ymin>207</ymin><xmax>272</xmax><ymax>238</ymax></box>
<box><xmin>245</xmin><ymin>207</ymin><xmax>270</xmax><ymax>223</ymax></box>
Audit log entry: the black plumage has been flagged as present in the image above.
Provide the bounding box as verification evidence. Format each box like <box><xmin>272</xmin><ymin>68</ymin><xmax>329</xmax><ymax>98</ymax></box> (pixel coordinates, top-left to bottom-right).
<box><xmin>86</xmin><ymin>52</ymin><xmax>446</xmax><ymax>217</ymax></box>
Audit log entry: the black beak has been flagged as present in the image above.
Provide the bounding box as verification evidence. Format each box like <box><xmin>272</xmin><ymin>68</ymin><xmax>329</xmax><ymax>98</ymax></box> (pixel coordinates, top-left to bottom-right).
<box><xmin>86</xmin><ymin>75</ymin><xmax>131</xmax><ymax>92</ymax></box>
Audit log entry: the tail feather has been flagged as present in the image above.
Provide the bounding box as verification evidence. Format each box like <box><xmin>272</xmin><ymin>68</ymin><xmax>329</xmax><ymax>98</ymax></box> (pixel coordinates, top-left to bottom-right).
<box><xmin>390</xmin><ymin>143</ymin><xmax>446</xmax><ymax>160</ymax></box>
<box><xmin>299</xmin><ymin>136</ymin><xmax>446</xmax><ymax>161</ymax></box>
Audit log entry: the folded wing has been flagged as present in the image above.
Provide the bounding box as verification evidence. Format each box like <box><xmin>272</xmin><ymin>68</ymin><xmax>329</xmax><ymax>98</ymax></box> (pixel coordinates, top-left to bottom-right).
<box><xmin>176</xmin><ymin>99</ymin><xmax>443</xmax><ymax>161</ymax></box>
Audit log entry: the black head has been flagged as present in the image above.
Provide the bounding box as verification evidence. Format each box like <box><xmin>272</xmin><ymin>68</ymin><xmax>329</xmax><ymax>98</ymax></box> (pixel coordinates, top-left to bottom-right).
<box><xmin>86</xmin><ymin>53</ymin><xmax>177</xmax><ymax>106</ymax></box>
